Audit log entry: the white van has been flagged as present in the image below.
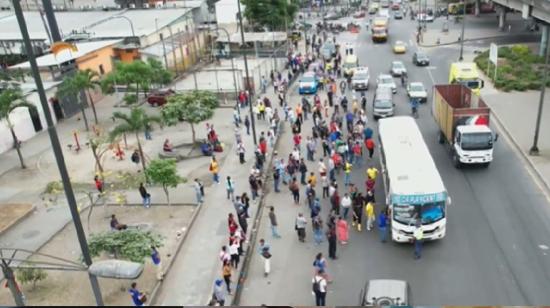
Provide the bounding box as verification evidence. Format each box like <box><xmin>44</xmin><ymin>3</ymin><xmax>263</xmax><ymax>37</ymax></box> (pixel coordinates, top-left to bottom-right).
<box><xmin>373</xmin><ymin>87</ymin><xmax>394</xmax><ymax>119</ymax></box>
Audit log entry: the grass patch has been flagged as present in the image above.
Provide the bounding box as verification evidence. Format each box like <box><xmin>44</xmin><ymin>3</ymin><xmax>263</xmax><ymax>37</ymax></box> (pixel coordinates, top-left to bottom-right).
<box><xmin>474</xmin><ymin>44</ymin><xmax>547</xmax><ymax>92</ymax></box>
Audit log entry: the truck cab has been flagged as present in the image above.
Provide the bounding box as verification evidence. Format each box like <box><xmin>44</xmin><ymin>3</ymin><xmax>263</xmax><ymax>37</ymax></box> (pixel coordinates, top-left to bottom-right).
<box><xmin>449</xmin><ymin>62</ymin><xmax>484</xmax><ymax>95</ymax></box>
<box><xmin>452</xmin><ymin>125</ymin><xmax>496</xmax><ymax>167</ymax></box>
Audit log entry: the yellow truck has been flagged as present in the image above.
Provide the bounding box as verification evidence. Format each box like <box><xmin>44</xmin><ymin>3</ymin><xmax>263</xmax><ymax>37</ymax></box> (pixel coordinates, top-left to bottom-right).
<box><xmin>448</xmin><ymin>62</ymin><xmax>484</xmax><ymax>95</ymax></box>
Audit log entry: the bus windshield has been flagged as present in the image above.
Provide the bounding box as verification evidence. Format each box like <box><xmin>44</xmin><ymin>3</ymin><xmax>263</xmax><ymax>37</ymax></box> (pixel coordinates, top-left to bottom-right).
<box><xmin>393</xmin><ymin>202</ymin><xmax>445</xmax><ymax>225</ymax></box>
<box><xmin>458</xmin><ymin>79</ymin><xmax>481</xmax><ymax>89</ymax></box>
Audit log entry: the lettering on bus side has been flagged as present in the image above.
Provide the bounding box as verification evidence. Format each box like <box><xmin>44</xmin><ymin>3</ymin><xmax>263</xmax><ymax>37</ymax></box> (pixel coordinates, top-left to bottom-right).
<box><xmin>392</xmin><ymin>193</ymin><xmax>447</xmax><ymax>205</ymax></box>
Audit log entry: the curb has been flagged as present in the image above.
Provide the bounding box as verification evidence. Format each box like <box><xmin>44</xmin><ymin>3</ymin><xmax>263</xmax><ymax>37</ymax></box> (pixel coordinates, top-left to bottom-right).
<box><xmin>149</xmin><ymin>201</ymin><xmax>204</xmax><ymax>305</ymax></box>
<box><xmin>489</xmin><ymin>108</ymin><xmax>550</xmax><ymax>195</ymax></box>
<box><xmin>0</xmin><ymin>204</ymin><xmax>36</xmax><ymax>237</ymax></box>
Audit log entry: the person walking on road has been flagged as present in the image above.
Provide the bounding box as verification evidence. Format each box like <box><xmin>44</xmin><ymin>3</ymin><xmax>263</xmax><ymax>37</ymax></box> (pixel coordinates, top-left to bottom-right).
<box><xmin>336</xmin><ymin>216</ymin><xmax>349</xmax><ymax>244</ymax></box>
<box><xmin>244</xmin><ymin>115</ymin><xmax>251</xmax><ymax>135</ymax></box>
<box><xmin>222</xmin><ymin>260</ymin><xmax>232</xmax><ymax>294</ymax></box>
<box><xmin>321</xmin><ymin>175</ymin><xmax>330</xmax><ymax>199</ymax></box>
<box><xmin>366</xmin><ymin>202</ymin><xmax>375</xmax><ymax>231</ymax></box>
<box><xmin>330</xmin><ymin>189</ymin><xmax>340</xmax><ymax>215</ymax></box>
<box><xmin>259</xmin><ymin>239</ymin><xmax>272</xmax><ymax>277</ymax></box>
<box><xmin>378</xmin><ymin>210</ymin><xmax>388</xmax><ymax>243</ymax></box>
<box><xmin>129</xmin><ymin>282</ymin><xmax>146</xmax><ymax>307</ymax></box>
<box><xmin>299</xmin><ymin>159</ymin><xmax>308</xmax><ymax>185</ymax></box>
<box><xmin>313</xmin><ymin>215</ymin><xmax>324</xmax><ymax>245</ymax></box>
<box><xmin>352</xmin><ymin>196</ymin><xmax>363</xmax><ymax>231</ymax></box>
<box><xmin>312</xmin><ymin>269</ymin><xmax>328</xmax><ymax>306</ymax></box>
<box><xmin>296</xmin><ymin>213</ymin><xmax>308</xmax><ymax>242</ymax></box>
<box><xmin>341</xmin><ymin>193</ymin><xmax>352</xmax><ymax>220</ymax></box>
<box><xmin>237</xmin><ymin>141</ymin><xmax>246</xmax><ymax>164</ymax></box>
<box><xmin>193</xmin><ymin>178</ymin><xmax>203</xmax><ymax>205</ymax></box>
<box><xmin>229</xmin><ymin>237</ymin><xmax>240</xmax><ymax>268</ymax></box>
<box><xmin>290</xmin><ymin>177</ymin><xmax>300</xmax><ymax>204</ymax></box>
<box><xmin>327</xmin><ymin>225</ymin><xmax>337</xmax><ymax>259</ymax></box>
<box><xmin>212</xmin><ymin>279</ymin><xmax>226</xmax><ymax>306</ymax></box>
<box><xmin>210</xmin><ymin>156</ymin><xmax>220</xmax><ymax>184</ymax></box>
<box><xmin>343</xmin><ymin>161</ymin><xmax>353</xmax><ymax>186</ymax></box>
<box><xmin>365</xmin><ymin>138</ymin><xmax>375</xmax><ymax>159</ymax></box>
<box><xmin>414</xmin><ymin>221</ymin><xmax>424</xmax><ymax>259</ymax></box>
<box><xmin>273</xmin><ymin>167</ymin><xmax>281</xmax><ymax>193</ymax></box>
<box><xmin>269</xmin><ymin>206</ymin><xmax>282</xmax><ymax>238</ymax></box>
<box><xmin>225</xmin><ymin>176</ymin><xmax>235</xmax><ymax>201</ymax></box>
<box><xmin>138</xmin><ymin>183</ymin><xmax>151</xmax><ymax>208</ymax></box>
<box><xmin>151</xmin><ymin>246</ymin><xmax>163</xmax><ymax>281</ymax></box>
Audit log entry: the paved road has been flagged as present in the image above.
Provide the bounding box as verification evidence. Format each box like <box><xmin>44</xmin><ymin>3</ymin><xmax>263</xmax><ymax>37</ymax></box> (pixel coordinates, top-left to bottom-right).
<box><xmin>239</xmin><ymin>13</ymin><xmax>550</xmax><ymax>306</ymax></box>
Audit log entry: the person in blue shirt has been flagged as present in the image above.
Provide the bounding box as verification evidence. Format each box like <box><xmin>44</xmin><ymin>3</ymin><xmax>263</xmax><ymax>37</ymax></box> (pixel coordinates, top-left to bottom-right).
<box><xmin>151</xmin><ymin>246</ymin><xmax>163</xmax><ymax>281</ymax></box>
<box><xmin>411</xmin><ymin>98</ymin><xmax>419</xmax><ymax>118</ymax></box>
<box><xmin>378</xmin><ymin>210</ymin><xmax>388</xmax><ymax>243</ymax></box>
<box><xmin>363</xmin><ymin>126</ymin><xmax>373</xmax><ymax>140</ymax></box>
<box><xmin>129</xmin><ymin>282</ymin><xmax>145</xmax><ymax>306</ymax></box>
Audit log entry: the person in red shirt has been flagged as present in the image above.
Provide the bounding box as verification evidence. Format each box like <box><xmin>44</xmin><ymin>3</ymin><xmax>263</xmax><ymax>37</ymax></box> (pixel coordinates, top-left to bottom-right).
<box><xmin>293</xmin><ymin>134</ymin><xmax>302</xmax><ymax>148</ymax></box>
<box><xmin>259</xmin><ymin>139</ymin><xmax>268</xmax><ymax>156</ymax></box>
<box><xmin>365</xmin><ymin>138</ymin><xmax>375</xmax><ymax>158</ymax></box>
<box><xmin>94</xmin><ymin>175</ymin><xmax>103</xmax><ymax>194</ymax></box>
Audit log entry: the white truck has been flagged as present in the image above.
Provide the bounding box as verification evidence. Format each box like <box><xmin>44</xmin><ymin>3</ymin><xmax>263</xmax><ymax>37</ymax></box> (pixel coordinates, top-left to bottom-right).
<box><xmin>432</xmin><ymin>84</ymin><xmax>498</xmax><ymax>168</ymax></box>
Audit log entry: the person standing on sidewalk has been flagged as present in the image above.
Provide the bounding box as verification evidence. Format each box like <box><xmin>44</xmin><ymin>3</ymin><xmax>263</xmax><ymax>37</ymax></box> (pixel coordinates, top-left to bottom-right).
<box><xmin>237</xmin><ymin>141</ymin><xmax>246</xmax><ymax>164</ymax></box>
<box><xmin>295</xmin><ymin>213</ymin><xmax>308</xmax><ymax>242</ymax></box>
<box><xmin>210</xmin><ymin>156</ymin><xmax>220</xmax><ymax>184</ymax></box>
<box><xmin>138</xmin><ymin>183</ymin><xmax>151</xmax><ymax>208</ymax></box>
<box><xmin>313</xmin><ymin>215</ymin><xmax>324</xmax><ymax>245</ymax></box>
<box><xmin>321</xmin><ymin>175</ymin><xmax>330</xmax><ymax>199</ymax></box>
<box><xmin>299</xmin><ymin>158</ymin><xmax>308</xmax><ymax>185</ymax></box>
<box><xmin>343</xmin><ymin>161</ymin><xmax>353</xmax><ymax>186</ymax></box>
<box><xmin>312</xmin><ymin>269</ymin><xmax>328</xmax><ymax>306</ymax></box>
<box><xmin>229</xmin><ymin>237</ymin><xmax>240</xmax><ymax>268</ymax></box>
<box><xmin>94</xmin><ymin>175</ymin><xmax>104</xmax><ymax>195</ymax></box>
<box><xmin>289</xmin><ymin>177</ymin><xmax>300</xmax><ymax>204</ymax></box>
<box><xmin>129</xmin><ymin>282</ymin><xmax>146</xmax><ymax>307</ymax></box>
<box><xmin>212</xmin><ymin>279</ymin><xmax>226</xmax><ymax>306</ymax></box>
<box><xmin>330</xmin><ymin>189</ymin><xmax>340</xmax><ymax>215</ymax></box>
<box><xmin>192</xmin><ymin>179</ymin><xmax>203</xmax><ymax>205</ymax></box>
<box><xmin>151</xmin><ymin>246</ymin><xmax>163</xmax><ymax>281</ymax></box>
<box><xmin>352</xmin><ymin>196</ymin><xmax>363</xmax><ymax>232</ymax></box>
<box><xmin>225</xmin><ymin>176</ymin><xmax>235</xmax><ymax>201</ymax></box>
<box><xmin>378</xmin><ymin>210</ymin><xmax>388</xmax><ymax>243</ymax></box>
<box><xmin>273</xmin><ymin>167</ymin><xmax>281</xmax><ymax>193</ymax></box>
<box><xmin>366</xmin><ymin>202</ymin><xmax>375</xmax><ymax>231</ymax></box>
<box><xmin>341</xmin><ymin>193</ymin><xmax>352</xmax><ymax>220</ymax></box>
<box><xmin>244</xmin><ymin>115</ymin><xmax>251</xmax><ymax>135</ymax></box>
<box><xmin>248</xmin><ymin>172</ymin><xmax>260</xmax><ymax>202</ymax></box>
<box><xmin>326</xmin><ymin>225</ymin><xmax>337</xmax><ymax>260</ymax></box>
<box><xmin>365</xmin><ymin>137</ymin><xmax>376</xmax><ymax>159</ymax></box>
<box><xmin>414</xmin><ymin>221</ymin><xmax>424</xmax><ymax>259</ymax></box>
<box><xmin>259</xmin><ymin>239</ymin><xmax>272</xmax><ymax>277</ymax></box>
<box><xmin>269</xmin><ymin>206</ymin><xmax>282</xmax><ymax>238</ymax></box>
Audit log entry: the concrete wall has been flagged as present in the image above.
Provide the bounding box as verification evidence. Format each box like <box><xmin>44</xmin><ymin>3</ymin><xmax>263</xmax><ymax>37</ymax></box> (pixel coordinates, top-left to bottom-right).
<box><xmin>75</xmin><ymin>45</ymin><xmax>116</xmax><ymax>76</ymax></box>
<box><xmin>0</xmin><ymin>85</ymin><xmax>58</xmax><ymax>154</ymax></box>
<box><xmin>215</xmin><ymin>0</ymin><xmax>243</xmax><ymax>25</ymax></box>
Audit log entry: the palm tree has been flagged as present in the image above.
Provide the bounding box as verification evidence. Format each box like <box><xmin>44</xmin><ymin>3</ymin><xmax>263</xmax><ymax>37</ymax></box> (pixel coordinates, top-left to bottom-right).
<box><xmin>0</xmin><ymin>87</ymin><xmax>36</xmax><ymax>169</ymax></box>
<box><xmin>110</xmin><ymin>108</ymin><xmax>162</xmax><ymax>172</ymax></box>
<box><xmin>77</xmin><ymin>69</ymin><xmax>101</xmax><ymax>125</ymax></box>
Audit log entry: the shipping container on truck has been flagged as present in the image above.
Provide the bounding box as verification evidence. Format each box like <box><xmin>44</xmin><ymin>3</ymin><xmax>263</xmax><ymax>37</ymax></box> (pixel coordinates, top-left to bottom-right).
<box><xmin>432</xmin><ymin>84</ymin><xmax>498</xmax><ymax>168</ymax></box>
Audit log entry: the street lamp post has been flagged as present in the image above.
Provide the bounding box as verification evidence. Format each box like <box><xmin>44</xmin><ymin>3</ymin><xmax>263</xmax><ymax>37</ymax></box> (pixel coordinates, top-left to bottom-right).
<box><xmin>12</xmin><ymin>0</ymin><xmax>104</xmax><ymax>305</ymax></box>
<box><xmin>458</xmin><ymin>0</ymin><xmax>466</xmax><ymax>61</ymax></box>
<box><xmin>529</xmin><ymin>32</ymin><xmax>550</xmax><ymax>155</ymax></box>
<box><xmin>237</xmin><ymin>0</ymin><xmax>257</xmax><ymax>146</ymax></box>
<box><xmin>217</xmin><ymin>27</ymin><xmax>240</xmax><ymax>114</ymax></box>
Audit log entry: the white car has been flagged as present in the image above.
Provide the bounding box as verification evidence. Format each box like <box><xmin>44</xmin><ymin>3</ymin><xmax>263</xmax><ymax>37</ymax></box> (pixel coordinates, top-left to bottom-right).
<box><xmin>417</xmin><ymin>13</ymin><xmax>434</xmax><ymax>22</ymax></box>
<box><xmin>360</xmin><ymin>279</ymin><xmax>409</xmax><ymax>306</ymax></box>
<box><xmin>390</xmin><ymin>61</ymin><xmax>407</xmax><ymax>77</ymax></box>
<box><xmin>352</xmin><ymin>67</ymin><xmax>370</xmax><ymax>90</ymax></box>
<box><xmin>407</xmin><ymin>81</ymin><xmax>428</xmax><ymax>102</ymax></box>
<box><xmin>377</xmin><ymin>74</ymin><xmax>397</xmax><ymax>94</ymax></box>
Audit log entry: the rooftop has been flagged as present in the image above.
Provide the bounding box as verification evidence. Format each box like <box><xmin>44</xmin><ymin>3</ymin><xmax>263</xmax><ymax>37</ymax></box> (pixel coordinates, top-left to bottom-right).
<box><xmin>0</xmin><ymin>8</ymin><xmax>192</xmax><ymax>41</ymax></box>
<box><xmin>10</xmin><ymin>39</ymin><xmax>121</xmax><ymax>69</ymax></box>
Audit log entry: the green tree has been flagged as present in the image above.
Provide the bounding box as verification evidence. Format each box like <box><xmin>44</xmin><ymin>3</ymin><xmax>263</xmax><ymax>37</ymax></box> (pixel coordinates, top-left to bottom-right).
<box><xmin>110</xmin><ymin>108</ymin><xmax>162</xmax><ymax>172</ymax></box>
<box><xmin>161</xmin><ymin>90</ymin><xmax>218</xmax><ymax>144</ymax></box>
<box><xmin>17</xmin><ymin>265</ymin><xmax>47</xmax><ymax>290</ymax></box>
<box><xmin>147</xmin><ymin>58</ymin><xmax>173</xmax><ymax>88</ymax></box>
<box><xmin>240</xmin><ymin>0</ymin><xmax>298</xmax><ymax>31</ymax></box>
<box><xmin>88</xmin><ymin>229</ymin><xmax>163</xmax><ymax>263</ymax></box>
<box><xmin>0</xmin><ymin>87</ymin><xmax>36</xmax><ymax>169</ymax></box>
<box><xmin>146</xmin><ymin>159</ymin><xmax>184</xmax><ymax>206</ymax></box>
<box><xmin>57</xmin><ymin>73</ymin><xmax>91</xmax><ymax>131</ymax></box>
<box><xmin>76</xmin><ymin>69</ymin><xmax>101</xmax><ymax>125</ymax></box>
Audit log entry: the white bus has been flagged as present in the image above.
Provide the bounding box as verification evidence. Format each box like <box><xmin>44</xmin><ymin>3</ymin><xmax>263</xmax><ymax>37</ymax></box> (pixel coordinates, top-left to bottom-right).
<box><xmin>378</xmin><ymin>116</ymin><xmax>450</xmax><ymax>242</ymax></box>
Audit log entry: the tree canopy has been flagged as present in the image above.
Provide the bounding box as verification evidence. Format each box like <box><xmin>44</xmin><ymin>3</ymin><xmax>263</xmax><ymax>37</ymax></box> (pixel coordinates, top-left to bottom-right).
<box><xmin>146</xmin><ymin>159</ymin><xmax>184</xmax><ymax>206</ymax></box>
<box><xmin>101</xmin><ymin>59</ymin><xmax>172</xmax><ymax>98</ymax></box>
<box><xmin>240</xmin><ymin>0</ymin><xmax>298</xmax><ymax>31</ymax></box>
<box><xmin>88</xmin><ymin>229</ymin><xmax>164</xmax><ymax>263</ymax></box>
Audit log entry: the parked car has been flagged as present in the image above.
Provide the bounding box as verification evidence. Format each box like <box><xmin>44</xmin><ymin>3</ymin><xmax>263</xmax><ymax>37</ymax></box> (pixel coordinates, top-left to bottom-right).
<box><xmin>413</xmin><ymin>51</ymin><xmax>430</xmax><ymax>66</ymax></box>
<box><xmin>417</xmin><ymin>13</ymin><xmax>435</xmax><ymax>22</ymax></box>
<box><xmin>390</xmin><ymin>60</ymin><xmax>407</xmax><ymax>77</ymax></box>
<box><xmin>359</xmin><ymin>279</ymin><xmax>409</xmax><ymax>306</ymax></box>
<box><xmin>407</xmin><ymin>81</ymin><xmax>428</xmax><ymax>102</ymax></box>
<box><xmin>352</xmin><ymin>67</ymin><xmax>370</xmax><ymax>90</ymax></box>
<box><xmin>298</xmin><ymin>72</ymin><xmax>319</xmax><ymax>95</ymax></box>
<box><xmin>147</xmin><ymin>89</ymin><xmax>175</xmax><ymax>107</ymax></box>
<box><xmin>393</xmin><ymin>40</ymin><xmax>407</xmax><ymax>54</ymax></box>
<box><xmin>394</xmin><ymin>10</ymin><xmax>403</xmax><ymax>19</ymax></box>
<box><xmin>377</xmin><ymin>73</ymin><xmax>397</xmax><ymax>94</ymax></box>
<box><xmin>369</xmin><ymin>3</ymin><xmax>379</xmax><ymax>14</ymax></box>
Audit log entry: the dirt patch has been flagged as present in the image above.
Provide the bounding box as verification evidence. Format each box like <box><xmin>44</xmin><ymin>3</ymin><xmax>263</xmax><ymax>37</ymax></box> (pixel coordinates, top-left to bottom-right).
<box><xmin>0</xmin><ymin>205</ymin><xmax>195</xmax><ymax>306</ymax></box>
<box><xmin>0</xmin><ymin>204</ymin><xmax>34</xmax><ymax>234</ymax></box>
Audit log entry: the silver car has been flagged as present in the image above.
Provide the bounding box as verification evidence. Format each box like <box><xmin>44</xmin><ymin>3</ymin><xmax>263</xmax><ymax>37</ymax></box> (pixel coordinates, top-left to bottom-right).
<box><xmin>360</xmin><ymin>279</ymin><xmax>409</xmax><ymax>306</ymax></box>
<box><xmin>390</xmin><ymin>60</ymin><xmax>407</xmax><ymax>77</ymax></box>
<box><xmin>352</xmin><ymin>68</ymin><xmax>370</xmax><ymax>90</ymax></box>
<box><xmin>377</xmin><ymin>73</ymin><xmax>397</xmax><ymax>94</ymax></box>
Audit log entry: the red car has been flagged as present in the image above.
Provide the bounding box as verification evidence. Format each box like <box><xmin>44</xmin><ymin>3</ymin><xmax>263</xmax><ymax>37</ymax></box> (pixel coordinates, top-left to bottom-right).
<box><xmin>391</xmin><ymin>3</ymin><xmax>400</xmax><ymax>10</ymax></box>
<box><xmin>147</xmin><ymin>89</ymin><xmax>175</xmax><ymax>107</ymax></box>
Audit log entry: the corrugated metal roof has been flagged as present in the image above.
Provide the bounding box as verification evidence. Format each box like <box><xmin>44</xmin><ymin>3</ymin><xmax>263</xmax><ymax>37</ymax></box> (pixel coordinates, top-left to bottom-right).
<box><xmin>216</xmin><ymin>32</ymin><xmax>287</xmax><ymax>43</ymax></box>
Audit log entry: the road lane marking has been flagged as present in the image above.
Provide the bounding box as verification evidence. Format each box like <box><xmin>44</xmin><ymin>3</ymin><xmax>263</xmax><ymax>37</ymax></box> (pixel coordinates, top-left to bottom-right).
<box><xmin>425</xmin><ymin>66</ymin><xmax>437</xmax><ymax>70</ymax></box>
<box><xmin>426</xmin><ymin>65</ymin><xmax>436</xmax><ymax>85</ymax></box>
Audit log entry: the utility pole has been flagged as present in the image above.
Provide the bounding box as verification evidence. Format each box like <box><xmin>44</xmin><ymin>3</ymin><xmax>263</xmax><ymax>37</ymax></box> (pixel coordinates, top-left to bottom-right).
<box><xmin>12</xmin><ymin>0</ymin><xmax>104</xmax><ymax>305</ymax></box>
<box><xmin>1</xmin><ymin>260</ymin><xmax>25</xmax><ymax>306</ymax></box>
<box><xmin>458</xmin><ymin>0</ymin><xmax>466</xmax><ymax>61</ymax></box>
<box><xmin>529</xmin><ymin>31</ymin><xmax>550</xmax><ymax>156</ymax></box>
<box><xmin>237</xmin><ymin>0</ymin><xmax>257</xmax><ymax>146</ymax></box>
<box><xmin>41</xmin><ymin>0</ymin><xmax>61</xmax><ymax>41</ymax></box>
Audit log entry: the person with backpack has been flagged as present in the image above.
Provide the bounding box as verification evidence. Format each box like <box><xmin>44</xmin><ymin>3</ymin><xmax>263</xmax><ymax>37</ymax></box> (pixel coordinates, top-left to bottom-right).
<box><xmin>312</xmin><ymin>269</ymin><xmax>328</xmax><ymax>306</ymax></box>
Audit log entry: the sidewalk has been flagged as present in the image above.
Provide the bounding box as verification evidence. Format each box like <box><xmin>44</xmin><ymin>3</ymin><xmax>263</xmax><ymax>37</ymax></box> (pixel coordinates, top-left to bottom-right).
<box><xmin>153</xmin><ymin>71</ymin><xmax>289</xmax><ymax>305</ymax></box>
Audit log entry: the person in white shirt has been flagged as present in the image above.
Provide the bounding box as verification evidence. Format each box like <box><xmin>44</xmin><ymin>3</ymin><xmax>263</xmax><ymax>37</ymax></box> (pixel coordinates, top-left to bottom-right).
<box><xmin>414</xmin><ymin>221</ymin><xmax>424</xmax><ymax>259</ymax></box>
<box><xmin>229</xmin><ymin>238</ymin><xmax>240</xmax><ymax>268</ymax></box>
<box><xmin>312</xmin><ymin>269</ymin><xmax>328</xmax><ymax>306</ymax></box>
<box><xmin>341</xmin><ymin>193</ymin><xmax>352</xmax><ymax>220</ymax></box>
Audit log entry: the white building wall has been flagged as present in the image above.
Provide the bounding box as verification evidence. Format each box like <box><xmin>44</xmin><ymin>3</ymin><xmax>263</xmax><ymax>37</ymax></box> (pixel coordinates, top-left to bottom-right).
<box><xmin>215</xmin><ymin>0</ymin><xmax>244</xmax><ymax>25</ymax></box>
